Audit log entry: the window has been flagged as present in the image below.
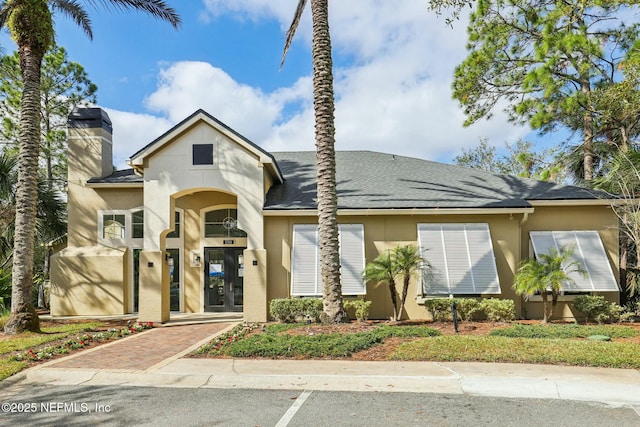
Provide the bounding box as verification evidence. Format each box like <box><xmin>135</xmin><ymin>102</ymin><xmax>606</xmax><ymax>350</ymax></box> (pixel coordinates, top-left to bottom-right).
<box><xmin>530</xmin><ymin>231</ymin><xmax>619</xmax><ymax>292</ymax></box>
<box><xmin>103</xmin><ymin>214</ymin><xmax>125</xmax><ymax>239</ymax></box>
<box><xmin>167</xmin><ymin>211</ymin><xmax>181</xmax><ymax>239</ymax></box>
<box><xmin>193</xmin><ymin>144</ymin><xmax>214</xmax><ymax>165</ymax></box>
<box><xmin>132</xmin><ymin>210</ymin><xmax>144</xmax><ymax>239</ymax></box>
<box><xmin>291</xmin><ymin>224</ymin><xmax>366</xmax><ymax>296</ymax></box>
<box><xmin>418</xmin><ymin>223</ymin><xmax>501</xmax><ymax>295</ymax></box>
<box><xmin>204</xmin><ymin>209</ymin><xmax>247</xmax><ymax>238</ymax></box>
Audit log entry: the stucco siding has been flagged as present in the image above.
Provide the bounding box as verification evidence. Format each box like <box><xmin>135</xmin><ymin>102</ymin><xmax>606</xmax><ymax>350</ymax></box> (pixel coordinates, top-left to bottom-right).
<box><xmin>50</xmin><ymin>246</ymin><xmax>128</xmax><ymax>316</ymax></box>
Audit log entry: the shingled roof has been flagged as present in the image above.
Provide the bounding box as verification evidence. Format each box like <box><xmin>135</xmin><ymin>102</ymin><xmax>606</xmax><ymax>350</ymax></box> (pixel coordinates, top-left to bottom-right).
<box><xmin>88</xmin><ymin>151</ymin><xmax>611</xmax><ymax>210</ymax></box>
<box><xmin>264</xmin><ymin>151</ymin><xmax>610</xmax><ymax>210</ymax></box>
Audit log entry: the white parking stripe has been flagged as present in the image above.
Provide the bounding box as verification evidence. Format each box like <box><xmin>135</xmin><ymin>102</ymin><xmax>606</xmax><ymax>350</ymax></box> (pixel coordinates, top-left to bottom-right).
<box><xmin>275</xmin><ymin>390</ymin><xmax>313</xmax><ymax>427</ymax></box>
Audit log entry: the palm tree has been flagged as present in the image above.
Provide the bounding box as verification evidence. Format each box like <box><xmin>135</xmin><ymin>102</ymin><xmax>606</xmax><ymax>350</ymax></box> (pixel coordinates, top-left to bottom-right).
<box><xmin>394</xmin><ymin>245</ymin><xmax>430</xmax><ymax>320</ymax></box>
<box><xmin>513</xmin><ymin>246</ymin><xmax>585</xmax><ymax>324</ymax></box>
<box><xmin>0</xmin><ymin>0</ymin><xmax>180</xmax><ymax>334</ymax></box>
<box><xmin>282</xmin><ymin>0</ymin><xmax>346</xmax><ymax>323</ymax></box>
<box><xmin>363</xmin><ymin>251</ymin><xmax>399</xmax><ymax>321</ymax></box>
<box><xmin>362</xmin><ymin>245</ymin><xmax>428</xmax><ymax>321</ymax></box>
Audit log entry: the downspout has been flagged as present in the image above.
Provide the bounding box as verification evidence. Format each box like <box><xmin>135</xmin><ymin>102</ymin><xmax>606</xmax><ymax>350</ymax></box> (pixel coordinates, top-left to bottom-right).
<box><xmin>517</xmin><ymin>211</ymin><xmax>530</xmax><ymax>319</ymax></box>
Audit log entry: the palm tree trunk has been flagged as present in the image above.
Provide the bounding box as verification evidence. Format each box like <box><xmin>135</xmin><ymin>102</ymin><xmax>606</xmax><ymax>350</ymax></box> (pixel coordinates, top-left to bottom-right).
<box><xmin>549</xmin><ymin>290</ymin><xmax>559</xmax><ymax>322</ymax></box>
<box><xmin>388</xmin><ymin>282</ymin><xmax>398</xmax><ymax>322</ymax></box>
<box><xmin>541</xmin><ymin>291</ymin><xmax>549</xmax><ymax>324</ymax></box>
<box><xmin>4</xmin><ymin>46</ymin><xmax>43</xmax><ymax>333</ymax></box>
<box><xmin>398</xmin><ymin>276</ymin><xmax>410</xmax><ymax>321</ymax></box>
<box><xmin>311</xmin><ymin>0</ymin><xmax>346</xmax><ymax>324</ymax></box>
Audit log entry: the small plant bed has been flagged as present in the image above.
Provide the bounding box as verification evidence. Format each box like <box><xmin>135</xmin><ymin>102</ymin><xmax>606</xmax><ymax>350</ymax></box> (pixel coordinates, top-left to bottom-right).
<box><xmin>0</xmin><ymin>319</ymin><xmax>153</xmax><ymax>381</ymax></box>
<box><xmin>192</xmin><ymin>319</ymin><xmax>640</xmax><ymax>368</ymax></box>
<box><xmin>193</xmin><ymin>321</ymin><xmax>441</xmax><ymax>359</ymax></box>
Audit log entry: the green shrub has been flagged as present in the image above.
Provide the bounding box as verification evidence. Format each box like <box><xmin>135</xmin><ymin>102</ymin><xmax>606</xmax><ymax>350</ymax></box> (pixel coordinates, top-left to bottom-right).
<box><xmin>301</xmin><ymin>298</ymin><xmax>323</xmax><ymax>323</ymax></box>
<box><xmin>454</xmin><ymin>298</ymin><xmax>482</xmax><ymax>321</ymax></box>
<box><xmin>574</xmin><ymin>295</ymin><xmax>608</xmax><ymax>323</ymax></box>
<box><xmin>269</xmin><ymin>298</ymin><xmax>324</xmax><ymax>323</ymax></box>
<box><xmin>423</xmin><ymin>299</ymin><xmax>453</xmax><ymax>321</ymax></box>
<box><xmin>573</xmin><ymin>295</ymin><xmax>631</xmax><ymax>324</ymax></box>
<box><xmin>424</xmin><ymin>298</ymin><xmax>514</xmax><ymax>322</ymax></box>
<box><xmin>344</xmin><ymin>300</ymin><xmax>372</xmax><ymax>322</ymax></box>
<box><xmin>480</xmin><ymin>299</ymin><xmax>515</xmax><ymax>322</ymax></box>
<box><xmin>269</xmin><ymin>298</ymin><xmax>298</xmax><ymax>323</ymax></box>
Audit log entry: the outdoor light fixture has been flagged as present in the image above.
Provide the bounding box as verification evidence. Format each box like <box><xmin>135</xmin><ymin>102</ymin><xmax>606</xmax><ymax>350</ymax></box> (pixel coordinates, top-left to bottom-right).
<box><xmin>165</xmin><ymin>253</ymin><xmax>174</xmax><ymax>266</ymax></box>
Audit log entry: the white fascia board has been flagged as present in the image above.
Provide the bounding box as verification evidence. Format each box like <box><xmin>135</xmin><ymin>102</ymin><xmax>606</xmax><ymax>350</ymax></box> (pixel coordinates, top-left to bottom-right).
<box><xmin>528</xmin><ymin>199</ymin><xmax>618</xmax><ymax>207</ymax></box>
<box><xmin>263</xmin><ymin>207</ymin><xmax>535</xmax><ymax>217</ymax></box>
<box><xmin>86</xmin><ymin>182</ymin><xmax>143</xmax><ymax>189</ymax></box>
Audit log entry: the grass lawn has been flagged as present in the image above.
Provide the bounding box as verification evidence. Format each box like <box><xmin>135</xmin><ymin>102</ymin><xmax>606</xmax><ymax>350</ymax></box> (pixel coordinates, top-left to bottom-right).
<box><xmin>196</xmin><ymin>322</ymin><xmax>640</xmax><ymax>369</ymax></box>
<box><xmin>390</xmin><ymin>335</ymin><xmax>640</xmax><ymax>368</ymax></box>
<box><xmin>0</xmin><ymin>322</ymin><xmax>103</xmax><ymax>381</ymax></box>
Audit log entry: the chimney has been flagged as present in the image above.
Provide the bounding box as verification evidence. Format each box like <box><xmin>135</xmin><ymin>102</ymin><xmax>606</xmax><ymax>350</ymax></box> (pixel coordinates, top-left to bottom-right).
<box><xmin>67</xmin><ymin>108</ymin><xmax>113</xmax><ymax>183</ymax></box>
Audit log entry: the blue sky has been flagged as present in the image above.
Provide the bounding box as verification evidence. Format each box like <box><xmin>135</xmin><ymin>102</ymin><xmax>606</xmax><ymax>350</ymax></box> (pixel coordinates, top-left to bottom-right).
<box><xmin>3</xmin><ymin>1</ymin><xmax>538</xmax><ymax>168</ymax></box>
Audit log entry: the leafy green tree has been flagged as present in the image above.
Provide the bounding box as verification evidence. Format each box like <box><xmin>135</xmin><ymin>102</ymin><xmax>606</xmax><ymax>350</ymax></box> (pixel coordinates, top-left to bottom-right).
<box><xmin>0</xmin><ymin>151</ymin><xmax>66</xmax><ymax>305</ymax></box>
<box><xmin>587</xmin><ymin>53</ymin><xmax>640</xmax><ymax>154</ymax></box>
<box><xmin>455</xmin><ymin>138</ymin><xmax>563</xmax><ymax>181</ymax></box>
<box><xmin>0</xmin><ymin>45</ymin><xmax>97</xmax><ymax>191</ymax></box>
<box><xmin>282</xmin><ymin>0</ymin><xmax>347</xmax><ymax>323</ymax></box>
<box><xmin>513</xmin><ymin>246</ymin><xmax>585</xmax><ymax>324</ymax></box>
<box><xmin>452</xmin><ymin>0</ymin><xmax>640</xmax><ymax>182</ymax></box>
<box><xmin>363</xmin><ymin>245</ymin><xmax>428</xmax><ymax>321</ymax></box>
<box><xmin>0</xmin><ymin>0</ymin><xmax>180</xmax><ymax>334</ymax></box>
<box><xmin>594</xmin><ymin>149</ymin><xmax>640</xmax><ymax>298</ymax></box>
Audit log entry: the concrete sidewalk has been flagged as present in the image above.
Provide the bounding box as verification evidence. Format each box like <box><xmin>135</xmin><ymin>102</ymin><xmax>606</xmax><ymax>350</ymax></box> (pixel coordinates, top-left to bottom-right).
<box><xmin>6</xmin><ymin>322</ymin><xmax>640</xmax><ymax>411</ymax></box>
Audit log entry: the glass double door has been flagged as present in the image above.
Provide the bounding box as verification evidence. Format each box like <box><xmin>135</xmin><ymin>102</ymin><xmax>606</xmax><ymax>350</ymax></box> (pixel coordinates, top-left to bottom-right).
<box><xmin>204</xmin><ymin>247</ymin><xmax>244</xmax><ymax>312</ymax></box>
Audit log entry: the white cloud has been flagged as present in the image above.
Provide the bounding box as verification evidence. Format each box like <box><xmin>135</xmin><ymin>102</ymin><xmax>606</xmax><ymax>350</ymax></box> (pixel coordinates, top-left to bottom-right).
<box><xmin>107</xmin><ymin>1</ymin><xmax>530</xmax><ymax>168</ymax></box>
<box><xmin>104</xmin><ymin>109</ymin><xmax>173</xmax><ymax>169</ymax></box>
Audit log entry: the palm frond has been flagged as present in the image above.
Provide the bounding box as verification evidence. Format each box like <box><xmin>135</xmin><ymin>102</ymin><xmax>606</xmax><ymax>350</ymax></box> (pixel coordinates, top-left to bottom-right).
<box><xmin>89</xmin><ymin>0</ymin><xmax>180</xmax><ymax>28</ymax></box>
<box><xmin>280</xmin><ymin>0</ymin><xmax>308</xmax><ymax>69</ymax></box>
<box><xmin>50</xmin><ymin>0</ymin><xmax>93</xmax><ymax>39</ymax></box>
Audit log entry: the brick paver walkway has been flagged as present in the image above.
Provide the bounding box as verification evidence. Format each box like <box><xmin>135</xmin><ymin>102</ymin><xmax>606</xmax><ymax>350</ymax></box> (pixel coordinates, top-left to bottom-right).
<box><xmin>51</xmin><ymin>323</ymin><xmax>231</xmax><ymax>370</ymax></box>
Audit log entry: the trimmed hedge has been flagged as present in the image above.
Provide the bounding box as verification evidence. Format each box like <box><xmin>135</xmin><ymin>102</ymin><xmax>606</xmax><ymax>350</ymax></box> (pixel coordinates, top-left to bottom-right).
<box><xmin>344</xmin><ymin>300</ymin><xmax>372</xmax><ymax>322</ymax></box>
<box><xmin>423</xmin><ymin>298</ymin><xmax>515</xmax><ymax>322</ymax></box>
<box><xmin>573</xmin><ymin>295</ymin><xmax>633</xmax><ymax>324</ymax></box>
<box><xmin>269</xmin><ymin>298</ymin><xmax>323</xmax><ymax>323</ymax></box>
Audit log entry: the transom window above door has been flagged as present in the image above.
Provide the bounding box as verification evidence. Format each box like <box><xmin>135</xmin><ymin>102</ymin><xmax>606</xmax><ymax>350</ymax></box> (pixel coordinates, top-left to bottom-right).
<box><xmin>204</xmin><ymin>208</ymin><xmax>247</xmax><ymax>238</ymax></box>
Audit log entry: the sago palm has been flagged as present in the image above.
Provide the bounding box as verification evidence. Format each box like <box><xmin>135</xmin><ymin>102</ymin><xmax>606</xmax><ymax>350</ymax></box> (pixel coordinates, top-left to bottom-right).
<box><xmin>0</xmin><ymin>0</ymin><xmax>180</xmax><ymax>333</ymax></box>
<box><xmin>513</xmin><ymin>246</ymin><xmax>585</xmax><ymax>324</ymax></box>
<box><xmin>363</xmin><ymin>251</ymin><xmax>399</xmax><ymax>321</ymax></box>
<box><xmin>394</xmin><ymin>245</ymin><xmax>429</xmax><ymax>320</ymax></box>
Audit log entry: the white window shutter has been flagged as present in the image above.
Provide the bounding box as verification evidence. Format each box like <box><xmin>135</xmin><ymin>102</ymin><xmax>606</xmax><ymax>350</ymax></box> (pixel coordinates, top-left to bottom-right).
<box><xmin>465</xmin><ymin>224</ymin><xmax>501</xmax><ymax>294</ymax></box>
<box><xmin>291</xmin><ymin>225</ymin><xmax>320</xmax><ymax>296</ymax></box>
<box><xmin>530</xmin><ymin>231</ymin><xmax>618</xmax><ymax>292</ymax></box>
<box><xmin>418</xmin><ymin>224</ymin><xmax>450</xmax><ymax>295</ymax></box>
<box><xmin>291</xmin><ymin>224</ymin><xmax>366</xmax><ymax>296</ymax></box>
<box><xmin>418</xmin><ymin>223</ymin><xmax>501</xmax><ymax>295</ymax></box>
<box><xmin>339</xmin><ymin>224</ymin><xmax>366</xmax><ymax>295</ymax></box>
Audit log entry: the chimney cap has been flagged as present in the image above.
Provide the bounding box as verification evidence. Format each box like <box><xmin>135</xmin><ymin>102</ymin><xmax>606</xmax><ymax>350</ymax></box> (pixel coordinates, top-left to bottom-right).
<box><xmin>68</xmin><ymin>108</ymin><xmax>112</xmax><ymax>133</ymax></box>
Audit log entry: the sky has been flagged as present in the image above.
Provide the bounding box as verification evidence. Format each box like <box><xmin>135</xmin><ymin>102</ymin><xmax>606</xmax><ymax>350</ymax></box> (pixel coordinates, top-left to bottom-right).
<box><xmin>3</xmin><ymin>1</ymin><xmax>538</xmax><ymax>169</ymax></box>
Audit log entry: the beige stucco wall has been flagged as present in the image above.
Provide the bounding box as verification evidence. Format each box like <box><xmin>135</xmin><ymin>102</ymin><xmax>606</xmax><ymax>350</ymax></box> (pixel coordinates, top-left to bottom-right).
<box><xmin>265</xmin><ymin>213</ymin><xmax>520</xmax><ymax>321</ymax></box>
<box><xmin>519</xmin><ymin>204</ymin><xmax>619</xmax><ymax>320</ymax></box>
<box><xmin>50</xmin><ymin>246</ymin><xmax>129</xmax><ymax>316</ymax></box>
<box><xmin>66</xmin><ymin>123</ymin><xmax>143</xmax><ymax>247</ymax></box>
<box><xmin>173</xmin><ymin>191</ymin><xmax>240</xmax><ymax>313</ymax></box>
<box><xmin>141</xmin><ymin>121</ymin><xmax>266</xmax><ymax>252</ymax></box>
<box><xmin>264</xmin><ymin>206</ymin><xmax>618</xmax><ymax>322</ymax></box>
